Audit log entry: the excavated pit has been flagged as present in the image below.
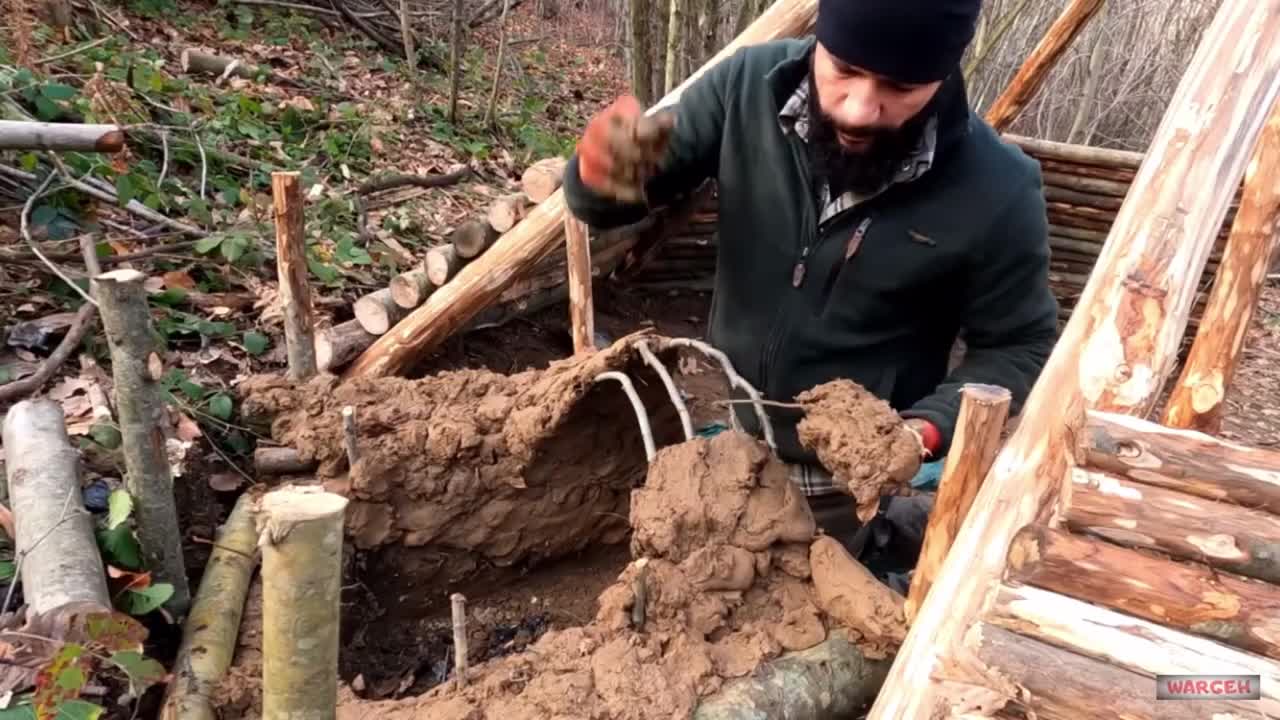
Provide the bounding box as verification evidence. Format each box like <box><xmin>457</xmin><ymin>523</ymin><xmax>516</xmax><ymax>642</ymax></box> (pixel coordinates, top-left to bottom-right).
<box><xmin>227</xmin><ymin>335</ymin><xmax>918</xmax><ymax>715</ymax></box>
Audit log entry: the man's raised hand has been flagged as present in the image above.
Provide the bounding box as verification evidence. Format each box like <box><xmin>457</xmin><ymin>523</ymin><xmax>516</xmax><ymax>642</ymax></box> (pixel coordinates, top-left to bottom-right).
<box><xmin>576</xmin><ymin>95</ymin><xmax>676</xmax><ymax>204</ymax></box>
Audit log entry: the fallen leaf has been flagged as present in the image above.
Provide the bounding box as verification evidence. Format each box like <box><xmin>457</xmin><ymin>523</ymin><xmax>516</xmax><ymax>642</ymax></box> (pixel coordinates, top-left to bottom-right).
<box><xmin>162</xmin><ymin>271</ymin><xmax>195</xmax><ymax>290</ymax></box>
<box><xmin>48</xmin><ymin>377</ymin><xmax>92</xmax><ymax>401</ymax></box>
<box><xmin>174</xmin><ymin>412</ymin><xmax>203</xmax><ymax>442</ymax></box>
<box><xmin>208</xmin><ymin>473</ymin><xmax>244</xmax><ymax>492</ymax></box>
<box><xmin>143</xmin><ymin>276</ymin><xmax>165</xmax><ymax>293</ymax></box>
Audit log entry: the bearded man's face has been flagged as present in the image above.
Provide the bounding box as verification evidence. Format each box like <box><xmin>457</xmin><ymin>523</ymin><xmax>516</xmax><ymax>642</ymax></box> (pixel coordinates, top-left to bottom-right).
<box><xmin>807</xmin><ymin>41</ymin><xmax>944</xmax><ymax>196</ymax></box>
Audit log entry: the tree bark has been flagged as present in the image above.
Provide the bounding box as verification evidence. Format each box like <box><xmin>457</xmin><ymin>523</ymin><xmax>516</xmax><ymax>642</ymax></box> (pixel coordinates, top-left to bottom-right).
<box><xmin>449</xmin><ymin>219</ymin><xmax>499</xmax><ymax>259</ymax></box>
<box><xmin>487</xmin><ymin>193</ymin><xmax>530</xmax><ymax>233</ymax></box>
<box><xmin>904</xmin><ymin>384</ymin><xmax>1010</xmax><ymax>624</ymax></box>
<box><xmin>180</xmin><ymin>49</ymin><xmax>273</xmax><ymax>83</ymax></box>
<box><xmin>96</xmin><ymin>269</ymin><xmax>192</xmax><ymax>616</ymax></box>
<box><xmin>565</xmin><ymin>214</ymin><xmax>595</xmax><ymax>355</ymax></box>
<box><xmin>352</xmin><ymin>288</ymin><xmax>406</xmax><ymax>335</ymax></box>
<box><xmin>1163</xmin><ymin>100</ymin><xmax>1280</xmax><ymax>433</ymax></box>
<box><xmin>985</xmin><ymin>582</ymin><xmax>1280</xmax><ymax>714</ymax></box>
<box><xmin>692</xmin><ymin>631</ymin><xmax>892</xmax><ymax>720</ymax></box>
<box><xmin>959</xmin><ymin>621</ymin><xmax>1247</xmax><ymax>720</ymax></box>
<box><xmin>343</xmin><ymin>0</ymin><xmax>820</xmax><ymax>379</ymax></box>
<box><xmin>315</xmin><ymin>320</ymin><xmax>376</xmax><ymax>373</ymax></box>
<box><xmin>447</xmin><ymin>0</ymin><xmax>465</xmax><ymax>123</ymax></box>
<box><xmin>426</xmin><ymin>243</ymin><xmax>463</xmax><ymax>286</ymax></box>
<box><xmin>272</xmin><ymin>172</ymin><xmax>317</xmax><ymax>381</ymax></box>
<box><xmin>389</xmin><ymin>267</ymin><xmax>433</xmax><ymax>309</ymax></box>
<box><xmin>866</xmin><ymin>1</ymin><xmax>1280</xmax><ymax>715</ymax></box>
<box><xmin>663</xmin><ymin>0</ymin><xmax>685</xmax><ymax>93</ymax></box>
<box><xmin>483</xmin><ymin>0</ymin><xmax>511</xmax><ymax>129</ymax></box>
<box><xmin>159</xmin><ymin>492</ymin><xmax>260</xmax><ymax>720</ymax></box>
<box><xmin>1066</xmin><ymin>467</ymin><xmax>1280</xmax><ymax>584</ymax></box>
<box><xmin>254</xmin><ymin>447</ymin><xmax>317</xmax><ymax>476</ymax></box>
<box><xmin>0</xmin><ymin>119</ymin><xmax>124</xmax><ymax>152</ymax></box>
<box><xmin>1007</xmin><ymin>524</ymin><xmax>1280</xmax><ymax>661</ymax></box>
<box><xmin>983</xmin><ymin>0</ymin><xmax>1106</xmax><ymax>133</ymax></box>
<box><xmin>260</xmin><ymin>485</ymin><xmax>348</xmax><ymax>720</ymax></box>
<box><xmin>630</xmin><ymin>0</ymin><xmax>653</xmax><ymax>106</ymax></box>
<box><xmin>3</xmin><ymin>399</ymin><xmax>110</xmax><ymax>615</ymax></box>
<box><xmin>1082</xmin><ymin>409</ymin><xmax>1280</xmax><ymax>514</ymax></box>
<box><xmin>521</xmin><ymin>157</ymin><xmax>567</xmax><ymax>203</ymax></box>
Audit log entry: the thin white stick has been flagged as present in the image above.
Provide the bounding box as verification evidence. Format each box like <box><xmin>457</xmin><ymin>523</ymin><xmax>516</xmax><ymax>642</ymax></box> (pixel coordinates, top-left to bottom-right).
<box><xmin>450</xmin><ymin>593</ymin><xmax>469</xmax><ymax>688</ymax></box>
<box><xmin>595</xmin><ymin>371</ymin><xmax>656</xmax><ymax>462</ymax></box>
<box><xmin>636</xmin><ymin>340</ymin><xmax>693</xmax><ymax>440</ymax></box>
<box><xmin>21</xmin><ymin>172</ymin><xmax>98</xmax><ymax>307</ymax></box>
<box><xmin>342</xmin><ymin>406</ymin><xmax>358</xmax><ymax>467</ymax></box>
<box><xmin>157</xmin><ymin>130</ymin><xmax>169</xmax><ymax>189</ymax></box>
<box><xmin>194</xmin><ymin>131</ymin><xmax>208</xmax><ymax>201</ymax></box>
<box><xmin>660</xmin><ymin>338</ymin><xmax>775</xmax><ymax>450</ymax></box>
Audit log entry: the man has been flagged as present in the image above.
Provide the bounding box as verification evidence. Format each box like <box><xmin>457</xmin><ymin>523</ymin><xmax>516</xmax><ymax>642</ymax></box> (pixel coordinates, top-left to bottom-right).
<box><xmin>562</xmin><ymin>0</ymin><xmax>1058</xmax><ymax>588</ymax></box>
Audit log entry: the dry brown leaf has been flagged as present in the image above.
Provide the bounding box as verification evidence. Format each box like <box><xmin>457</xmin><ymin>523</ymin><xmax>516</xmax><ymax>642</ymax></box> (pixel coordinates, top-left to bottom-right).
<box><xmin>163</xmin><ymin>270</ymin><xmax>196</xmax><ymax>290</ymax></box>
<box><xmin>143</xmin><ymin>276</ymin><xmax>165</xmax><ymax>293</ymax></box>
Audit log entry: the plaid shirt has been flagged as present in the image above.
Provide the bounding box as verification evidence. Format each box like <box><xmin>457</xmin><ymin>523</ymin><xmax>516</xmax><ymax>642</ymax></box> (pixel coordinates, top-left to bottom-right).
<box><xmin>775</xmin><ymin>75</ymin><xmax>938</xmax><ymax>496</ymax></box>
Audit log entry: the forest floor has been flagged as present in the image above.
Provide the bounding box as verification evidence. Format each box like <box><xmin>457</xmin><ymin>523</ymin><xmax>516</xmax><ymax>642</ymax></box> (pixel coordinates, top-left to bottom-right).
<box><xmin>3</xmin><ymin>1</ymin><xmax>1280</xmax><ymax>717</ymax></box>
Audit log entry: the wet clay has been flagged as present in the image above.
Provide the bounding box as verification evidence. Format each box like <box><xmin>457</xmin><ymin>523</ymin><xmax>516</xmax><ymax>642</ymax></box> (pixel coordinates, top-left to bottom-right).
<box><xmin>331</xmin><ymin>432</ymin><xmax>896</xmax><ymax>720</ymax></box>
<box><xmin>238</xmin><ymin>332</ymin><xmax>685</xmax><ymax>605</ymax></box>
<box><xmin>795</xmin><ymin>379</ymin><xmax>922</xmax><ymax>522</ymax></box>
<box><xmin>809</xmin><ymin>536</ymin><xmax>907</xmax><ymax>659</ymax></box>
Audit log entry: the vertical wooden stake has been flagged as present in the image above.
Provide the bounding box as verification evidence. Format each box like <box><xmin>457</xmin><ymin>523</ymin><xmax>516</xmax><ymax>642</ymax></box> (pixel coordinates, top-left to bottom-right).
<box><xmin>342</xmin><ymin>406</ymin><xmax>358</xmax><ymax>468</ymax></box>
<box><xmin>272</xmin><ymin>171</ymin><xmax>317</xmax><ymax>381</ymax></box>
<box><xmin>96</xmin><ymin>269</ymin><xmax>192</xmax><ymax>617</ymax></box>
<box><xmin>564</xmin><ymin>215</ymin><xmax>596</xmax><ymax>354</ymax></box>
<box><xmin>904</xmin><ymin>384</ymin><xmax>1011</xmax><ymax>624</ymax></box>
<box><xmin>259</xmin><ymin>485</ymin><xmax>348</xmax><ymax>720</ymax></box>
<box><xmin>1163</xmin><ymin>100</ymin><xmax>1280</xmax><ymax>433</ymax></box>
<box><xmin>451</xmin><ymin>592</ymin><xmax>469</xmax><ymax>688</ymax></box>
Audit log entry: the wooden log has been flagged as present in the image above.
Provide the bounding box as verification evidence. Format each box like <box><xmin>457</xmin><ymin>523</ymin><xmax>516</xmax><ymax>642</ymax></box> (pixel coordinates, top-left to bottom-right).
<box><xmin>692</xmin><ymin>631</ymin><xmax>892</xmax><ymax>720</ymax></box>
<box><xmin>449</xmin><ymin>219</ymin><xmax>499</xmax><ymax>259</ymax></box>
<box><xmin>389</xmin><ymin>267</ymin><xmax>433</xmax><ymax>309</ymax></box>
<box><xmin>986</xmin><ymin>582</ymin><xmax>1280</xmax><ymax>715</ymax></box>
<box><xmin>1041</xmin><ymin>170</ymin><xmax>1131</xmax><ymax>198</ymax></box>
<box><xmin>315</xmin><ymin>320</ymin><xmax>375</xmax><ymax>373</ymax></box>
<box><xmin>1037</xmin><ymin>158</ymin><xmax>1137</xmax><ymax>183</ymax></box>
<box><xmin>272</xmin><ymin>172</ymin><xmax>317</xmax><ymax>381</ymax></box>
<box><xmin>1164</xmin><ymin>100</ymin><xmax>1280</xmax><ymax>433</ymax></box>
<box><xmin>486</xmin><ymin>193</ymin><xmax>531</xmax><ymax>233</ymax></box>
<box><xmin>426</xmin><ymin>244</ymin><xmax>463</xmax><ymax>286</ymax></box>
<box><xmin>866</xmin><ymin>0</ymin><xmax>1280</xmax><ymax>715</ymax></box>
<box><xmin>521</xmin><ymin>156</ymin><xmax>567</xmax><ymax>203</ymax></box>
<box><xmin>96</xmin><ymin>269</ymin><xmax>191</xmax><ymax>617</ymax></box>
<box><xmin>353</xmin><ymin>288</ymin><xmax>406</xmax><ymax>335</ymax></box>
<box><xmin>1083</xmin><ymin>409</ymin><xmax>1280</xmax><ymax>513</ymax></box>
<box><xmin>0</xmin><ymin>119</ymin><xmax>124</xmax><ymax>152</ymax></box>
<box><xmin>984</xmin><ymin>0</ymin><xmax>1105</xmax><ymax>133</ymax></box>
<box><xmin>260</xmin><ymin>485</ymin><xmax>348</xmax><ymax>720</ymax></box>
<box><xmin>254</xmin><ymin>447</ymin><xmax>317</xmax><ymax>476</ymax></box>
<box><xmin>3</xmin><ymin>399</ymin><xmax>110</xmax><ymax>615</ymax></box>
<box><xmin>565</xmin><ymin>214</ymin><xmax>595</xmax><ymax>354</ymax></box>
<box><xmin>1005</xmin><ymin>133</ymin><xmax>1145</xmax><ymax>170</ymax></box>
<box><xmin>1044</xmin><ymin>185</ymin><xmax>1124</xmax><ymax>211</ymax></box>
<box><xmin>1066</xmin><ymin>466</ymin><xmax>1280</xmax><ymax>584</ymax></box>
<box><xmin>159</xmin><ymin>493</ymin><xmax>260</xmax><ymax>720</ymax></box>
<box><xmin>343</xmin><ymin>0</ymin><xmax>821</xmax><ymax>379</ymax></box>
<box><xmin>1007</xmin><ymin>524</ymin><xmax>1280</xmax><ymax>660</ymax></box>
<box><xmin>904</xmin><ymin>384</ymin><xmax>1011</xmax><ymax>624</ymax></box>
<box><xmin>958</xmin><ymin>621</ymin><xmax>1247</xmax><ymax>720</ymax></box>
<box><xmin>180</xmin><ymin>48</ymin><xmax>269</xmax><ymax>82</ymax></box>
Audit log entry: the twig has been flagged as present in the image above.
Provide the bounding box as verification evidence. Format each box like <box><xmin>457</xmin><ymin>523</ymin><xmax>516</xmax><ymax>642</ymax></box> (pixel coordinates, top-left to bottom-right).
<box><xmin>190</xmin><ymin>535</ymin><xmax>257</xmax><ymax>561</ymax></box>
<box><xmin>342</xmin><ymin>406</ymin><xmax>358</xmax><ymax>467</ymax></box>
<box><xmin>194</xmin><ymin>131</ymin><xmax>208</xmax><ymax>201</ymax></box>
<box><xmin>36</xmin><ymin>37</ymin><xmax>111</xmax><ymax>64</ymax></box>
<box><xmin>157</xmin><ymin>130</ymin><xmax>169</xmax><ymax>189</ymax></box>
<box><xmin>636</xmin><ymin>341</ymin><xmax>692</xmax><ymax>440</ymax></box>
<box><xmin>660</xmin><ymin>338</ymin><xmax>775</xmax><ymax>450</ymax></box>
<box><xmin>483</xmin><ymin>0</ymin><xmax>511</xmax><ymax>129</ymax></box>
<box><xmin>21</xmin><ymin>171</ymin><xmax>98</xmax><ymax>308</ymax></box>
<box><xmin>595</xmin><ymin>371</ymin><xmax>656</xmax><ymax>462</ymax></box>
<box><xmin>50</xmin><ymin>156</ymin><xmax>207</xmax><ymax>237</ymax></box>
<box><xmin>80</xmin><ymin>235</ymin><xmax>102</xmax><ymax>276</ymax></box>
<box><xmin>355</xmin><ymin>166</ymin><xmax>472</xmax><ymax>195</ymax></box>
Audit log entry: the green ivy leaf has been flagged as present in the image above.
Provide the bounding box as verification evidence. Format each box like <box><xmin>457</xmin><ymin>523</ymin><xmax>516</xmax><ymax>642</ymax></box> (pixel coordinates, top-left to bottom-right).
<box><xmin>96</xmin><ymin>525</ymin><xmax>142</xmax><ymax>571</ymax></box>
<box><xmin>84</xmin><ymin>611</ymin><xmax>148</xmax><ymax>652</ymax></box>
<box><xmin>0</xmin><ymin>702</ymin><xmax>34</xmax><ymax>720</ymax></box>
<box><xmin>34</xmin><ymin>644</ymin><xmax>90</xmax><ymax>718</ymax></box>
<box><xmin>40</xmin><ymin>83</ymin><xmax>78</xmax><ymax>101</ymax></box>
<box><xmin>121</xmin><ymin>583</ymin><xmax>173</xmax><ymax>616</ymax></box>
<box><xmin>50</xmin><ymin>700</ymin><xmax>101</xmax><ymax>720</ymax></box>
<box><xmin>108</xmin><ymin>651</ymin><xmax>166</xmax><ymax>693</ymax></box>
<box><xmin>0</xmin><ymin>561</ymin><xmax>15</xmax><ymax>582</ymax></box>
<box><xmin>242</xmin><ymin>331</ymin><xmax>269</xmax><ymax>356</ymax></box>
<box><xmin>221</xmin><ymin>234</ymin><xmax>250</xmax><ymax>263</ymax></box>
<box><xmin>194</xmin><ymin>235</ymin><xmax>223</xmax><ymax>255</ymax></box>
<box><xmin>149</xmin><ymin>288</ymin><xmax>189</xmax><ymax>307</ymax></box>
<box><xmin>89</xmin><ymin>423</ymin><xmax>121</xmax><ymax>450</ymax></box>
<box><xmin>115</xmin><ymin>174</ymin><xmax>138</xmax><ymax>207</ymax></box>
<box><xmin>19</xmin><ymin>153</ymin><xmax>38</xmax><ymax>171</ymax></box>
<box><xmin>107</xmin><ymin>490</ymin><xmax>133</xmax><ymax>530</ymax></box>
<box><xmin>207</xmin><ymin>394</ymin><xmax>233</xmax><ymax>421</ymax></box>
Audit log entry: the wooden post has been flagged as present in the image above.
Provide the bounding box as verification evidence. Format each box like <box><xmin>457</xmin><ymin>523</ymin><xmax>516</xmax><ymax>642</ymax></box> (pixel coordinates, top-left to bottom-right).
<box><xmin>565</xmin><ymin>214</ymin><xmax>596</xmax><ymax>354</ymax></box>
<box><xmin>160</xmin><ymin>493</ymin><xmax>260</xmax><ymax>720</ymax></box>
<box><xmin>866</xmin><ymin>1</ymin><xmax>1280</xmax><ymax>715</ymax></box>
<box><xmin>903</xmin><ymin>384</ymin><xmax>1010</xmax><ymax>624</ymax></box>
<box><xmin>1163</xmin><ymin>100</ymin><xmax>1280</xmax><ymax>433</ymax></box>
<box><xmin>3</xmin><ymin>399</ymin><xmax>110</xmax><ymax>615</ymax></box>
<box><xmin>343</xmin><ymin>0</ymin><xmax>821</xmax><ymax>379</ymax></box>
<box><xmin>96</xmin><ymin>269</ymin><xmax>192</xmax><ymax>617</ymax></box>
<box><xmin>983</xmin><ymin>0</ymin><xmax>1106</xmax><ymax>133</ymax></box>
<box><xmin>272</xmin><ymin>171</ymin><xmax>317</xmax><ymax>381</ymax></box>
<box><xmin>451</xmin><ymin>593</ymin><xmax>469</xmax><ymax>688</ymax></box>
<box><xmin>259</xmin><ymin>485</ymin><xmax>348</xmax><ymax>720</ymax></box>
<box><xmin>342</xmin><ymin>406</ymin><xmax>358</xmax><ymax>467</ymax></box>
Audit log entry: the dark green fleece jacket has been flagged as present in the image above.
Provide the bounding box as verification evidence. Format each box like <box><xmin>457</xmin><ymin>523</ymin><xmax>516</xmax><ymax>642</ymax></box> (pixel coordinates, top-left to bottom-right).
<box><xmin>562</xmin><ymin>37</ymin><xmax>1058</xmax><ymax>463</ymax></box>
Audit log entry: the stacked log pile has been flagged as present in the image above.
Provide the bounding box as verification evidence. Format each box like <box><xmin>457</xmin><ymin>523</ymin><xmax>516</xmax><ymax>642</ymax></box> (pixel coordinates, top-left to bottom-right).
<box><xmin>618</xmin><ymin>136</ymin><xmax>1240</xmax><ymax>331</ymax></box>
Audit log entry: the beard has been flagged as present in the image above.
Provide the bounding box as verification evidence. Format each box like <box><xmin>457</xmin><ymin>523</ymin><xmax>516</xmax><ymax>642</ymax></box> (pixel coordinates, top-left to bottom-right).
<box><xmin>804</xmin><ymin>71</ymin><xmax>936</xmax><ymax>198</ymax></box>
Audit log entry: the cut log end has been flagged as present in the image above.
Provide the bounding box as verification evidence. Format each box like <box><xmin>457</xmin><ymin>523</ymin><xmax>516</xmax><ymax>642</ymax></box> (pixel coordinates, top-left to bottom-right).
<box><xmin>450</xmin><ymin>220</ymin><xmax>500</xmax><ymax>259</ymax></box>
<box><xmin>389</xmin><ymin>268</ymin><xmax>433</xmax><ymax>309</ymax></box>
<box><xmin>353</xmin><ymin>288</ymin><xmax>404</xmax><ymax>335</ymax></box>
<box><xmin>260</xmin><ymin>486</ymin><xmax>349</xmax><ymax>526</ymax></box>
<box><xmin>426</xmin><ymin>245</ymin><xmax>462</xmax><ymax>286</ymax></box>
<box><xmin>96</xmin><ymin>268</ymin><xmax>147</xmax><ymax>284</ymax></box>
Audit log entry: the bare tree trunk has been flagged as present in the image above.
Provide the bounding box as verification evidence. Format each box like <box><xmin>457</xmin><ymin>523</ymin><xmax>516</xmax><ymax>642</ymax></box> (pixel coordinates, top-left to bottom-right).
<box><xmin>448</xmin><ymin>0</ymin><xmax>465</xmax><ymax>124</ymax></box>
<box><xmin>664</xmin><ymin>0</ymin><xmax>685</xmax><ymax>93</ymax></box>
<box><xmin>484</xmin><ymin>0</ymin><xmax>512</xmax><ymax>129</ymax></box>
<box><xmin>1066</xmin><ymin>21</ymin><xmax>1107</xmax><ymax>144</ymax></box>
<box><xmin>399</xmin><ymin>0</ymin><xmax>415</xmax><ymax>65</ymax></box>
<box><xmin>631</xmin><ymin>0</ymin><xmax>653</xmax><ymax>105</ymax></box>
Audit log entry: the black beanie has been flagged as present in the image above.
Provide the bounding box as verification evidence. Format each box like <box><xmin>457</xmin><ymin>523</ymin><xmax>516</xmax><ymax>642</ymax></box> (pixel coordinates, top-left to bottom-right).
<box><xmin>815</xmin><ymin>0</ymin><xmax>981</xmax><ymax>85</ymax></box>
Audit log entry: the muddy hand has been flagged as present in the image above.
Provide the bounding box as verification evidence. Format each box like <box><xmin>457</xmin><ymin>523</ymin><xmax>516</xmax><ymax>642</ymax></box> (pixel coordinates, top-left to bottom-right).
<box><xmin>577</xmin><ymin>95</ymin><xmax>676</xmax><ymax>204</ymax></box>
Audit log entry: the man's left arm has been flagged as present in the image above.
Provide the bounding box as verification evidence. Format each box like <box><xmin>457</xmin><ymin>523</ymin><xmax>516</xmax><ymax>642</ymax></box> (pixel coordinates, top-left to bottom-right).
<box><xmin>900</xmin><ymin>177</ymin><xmax>1060</xmax><ymax>457</ymax></box>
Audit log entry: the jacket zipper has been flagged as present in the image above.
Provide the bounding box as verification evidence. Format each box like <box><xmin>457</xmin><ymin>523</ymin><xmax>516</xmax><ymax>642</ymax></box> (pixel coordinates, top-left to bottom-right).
<box><xmin>757</xmin><ymin>136</ymin><xmax>819</xmax><ymax>398</ymax></box>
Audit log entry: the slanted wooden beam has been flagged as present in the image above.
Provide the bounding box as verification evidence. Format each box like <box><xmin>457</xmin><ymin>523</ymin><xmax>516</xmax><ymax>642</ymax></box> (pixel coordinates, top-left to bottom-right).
<box><xmin>866</xmin><ymin>1</ymin><xmax>1280</xmax><ymax>715</ymax></box>
<box><xmin>984</xmin><ymin>0</ymin><xmax>1106</xmax><ymax>132</ymax></box>
<box><xmin>1163</xmin><ymin>99</ymin><xmax>1280</xmax><ymax>433</ymax></box>
<box><xmin>342</xmin><ymin>0</ymin><xmax>821</xmax><ymax>379</ymax></box>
